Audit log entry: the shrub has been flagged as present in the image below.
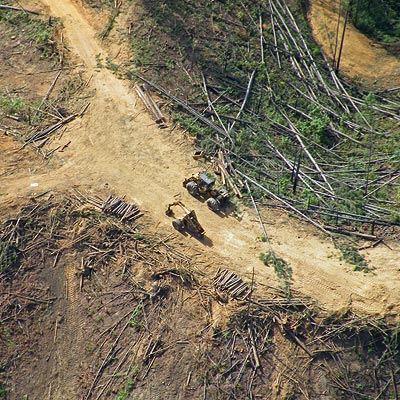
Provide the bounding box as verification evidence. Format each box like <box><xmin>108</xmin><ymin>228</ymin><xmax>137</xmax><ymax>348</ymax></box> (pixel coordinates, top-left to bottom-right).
<box><xmin>0</xmin><ymin>241</ymin><xmax>19</xmax><ymax>274</ymax></box>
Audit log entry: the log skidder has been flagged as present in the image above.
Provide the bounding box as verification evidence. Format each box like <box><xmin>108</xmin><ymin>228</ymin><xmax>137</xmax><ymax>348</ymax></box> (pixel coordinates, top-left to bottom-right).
<box><xmin>182</xmin><ymin>171</ymin><xmax>230</xmax><ymax>212</ymax></box>
<box><xmin>165</xmin><ymin>201</ymin><xmax>205</xmax><ymax>236</ymax></box>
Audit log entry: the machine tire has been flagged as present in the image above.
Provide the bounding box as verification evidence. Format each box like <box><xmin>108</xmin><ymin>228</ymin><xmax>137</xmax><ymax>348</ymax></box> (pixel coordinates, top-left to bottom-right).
<box><xmin>172</xmin><ymin>219</ymin><xmax>183</xmax><ymax>231</ymax></box>
<box><xmin>206</xmin><ymin>197</ymin><xmax>220</xmax><ymax>212</ymax></box>
<box><xmin>186</xmin><ymin>181</ymin><xmax>199</xmax><ymax>197</ymax></box>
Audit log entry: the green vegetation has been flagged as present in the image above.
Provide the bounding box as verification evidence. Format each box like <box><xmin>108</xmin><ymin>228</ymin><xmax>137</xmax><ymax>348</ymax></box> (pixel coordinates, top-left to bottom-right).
<box><xmin>128</xmin><ymin>305</ymin><xmax>143</xmax><ymax>331</ymax></box>
<box><xmin>349</xmin><ymin>0</ymin><xmax>400</xmax><ymax>43</ymax></box>
<box><xmin>105</xmin><ymin>57</ymin><xmax>119</xmax><ymax>73</ymax></box>
<box><xmin>114</xmin><ymin>367</ymin><xmax>138</xmax><ymax>400</ymax></box>
<box><xmin>0</xmin><ymin>382</ymin><xmax>6</xmax><ymax>400</ymax></box>
<box><xmin>260</xmin><ymin>252</ymin><xmax>292</xmax><ymax>295</ymax></box>
<box><xmin>99</xmin><ymin>9</ymin><xmax>118</xmax><ymax>40</ymax></box>
<box><xmin>0</xmin><ymin>241</ymin><xmax>19</xmax><ymax>274</ymax></box>
<box><xmin>338</xmin><ymin>242</ymin><xmax>372</xmax><ymax>272</ymax></box>
<box><xmin>96</xmin><ymin>53</ymin><xmax>104</xmax><ymax>68</ymax></box>
<box><xmin>0</xmin><ymin>347</ymin><xmax>10</xmax><ymax>399</ymax></box>
<box><xmin>0</xmin><ymin>94</ymin><xmax>26</xmax><ymax>116</ymax></box>
<box><xmin>0</xmin><ymin>4</ymin><xmax>59</xmax><ymax>57</ymax></box>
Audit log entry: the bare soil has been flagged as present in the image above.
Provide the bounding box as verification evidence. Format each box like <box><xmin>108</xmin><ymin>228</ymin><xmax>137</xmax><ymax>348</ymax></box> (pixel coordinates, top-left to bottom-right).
<box><xmin>1</xmin><ymin>193</ymin><xmax>395</xmax><ymax>400</ymax></box>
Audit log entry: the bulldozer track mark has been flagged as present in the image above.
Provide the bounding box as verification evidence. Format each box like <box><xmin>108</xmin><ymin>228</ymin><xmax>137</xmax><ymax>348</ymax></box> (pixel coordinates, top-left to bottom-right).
<box><xmin>64</xmin><ymin>264</ymin><xmax>86</xmax><ymax>341</ymax></box>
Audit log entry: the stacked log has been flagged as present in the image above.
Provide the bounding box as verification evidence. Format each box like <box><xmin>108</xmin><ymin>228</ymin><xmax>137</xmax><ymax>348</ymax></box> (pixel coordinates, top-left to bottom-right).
<box><xmin>212</xmin><ymin>269</ymin><xmax>252</xmax><ymax>300</ymax></box>
<box><xmin>84</xmin><ymin>194</ymin><xmax>143</xmax><ymax>222</ymax></box>
<box><xmin>101</xmin><ymin>195</ymin><xmax>142</xmax><ymax>222</ymax></box>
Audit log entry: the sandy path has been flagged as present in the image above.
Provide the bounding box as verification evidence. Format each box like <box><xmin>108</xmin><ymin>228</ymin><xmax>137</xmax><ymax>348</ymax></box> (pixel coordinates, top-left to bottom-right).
<box><xmin>9</xmin><ymin>0</ymin><xmax>400</xmax><ymax>318</ymax></box>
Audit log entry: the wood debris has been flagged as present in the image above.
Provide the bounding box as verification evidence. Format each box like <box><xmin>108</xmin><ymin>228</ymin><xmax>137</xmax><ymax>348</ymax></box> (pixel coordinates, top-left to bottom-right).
<box><xmin>212</xmin><ymin>269</ymin><xmax>252</xmax><ymax>300</ymax></box>
<box><xmin>126</xmin><ymin>0</ymin><xmax>400</xmax><ymax>237</ymax></box>
<box><xmin>134</xmin><ymin>84</ymin><xmax>167</xmax><ymax>127</ymax></box>
<box><xmin>22</xmin><ymin>113</ymin><xmax>78</xmax><ymax>148</ymax></box>
<box><xmin>0</xmin><ymin>5</ymin><xmax>40</xmax><ymax>14</ymax></box>
<box><xmin>213</xmin><ymin>150</ymin><xmax>242</xmax><ymax>197</ymax></box>
<box><xmin>85</xmin><ymin>194</ymin><xmax>143</xmax><ymax>222</ymax></box>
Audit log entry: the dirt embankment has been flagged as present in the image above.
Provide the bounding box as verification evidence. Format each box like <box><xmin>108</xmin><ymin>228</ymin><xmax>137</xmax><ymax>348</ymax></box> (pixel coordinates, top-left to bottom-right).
<box><xmin>309</xmin><ymin>0</ymin><xmax>400</xmax><ymax>89</ymax></box>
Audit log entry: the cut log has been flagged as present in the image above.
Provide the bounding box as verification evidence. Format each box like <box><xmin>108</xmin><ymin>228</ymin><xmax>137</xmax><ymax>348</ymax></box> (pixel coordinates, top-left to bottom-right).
<box><xmin>134</xmin><ymin>84</ymin><xmax>167</xmax><ymax>126</ymax></box>
<box><xmin>0</xmin><ymin>5</ymin><xmax>40</xmax><ymax>15</ymax></box>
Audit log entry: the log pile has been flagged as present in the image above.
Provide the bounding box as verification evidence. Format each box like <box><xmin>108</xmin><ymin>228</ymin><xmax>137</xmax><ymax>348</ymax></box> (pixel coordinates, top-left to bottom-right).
<box><xmin>134</xmin><ymin>84</ymin><xmax>167</xmax><ymax>127</ymax></box>
<box><xmin>212</xmin><ymin>269</ymin><xmax>252</xmax><ymax>300</ymax></box>
<box><xmin>213</xmin><ymin>150</ymin><xmax>243</xmax><ymax>198</ymax></box>
<box><xmin>101</xmin><ymin>195</ymin><xmax>142</xmax><ymax>222</ymax></box>
<box><xmin>85</xmin><ymin>194</ymin><xmax>143</xmax><ymax>222</ymax></box>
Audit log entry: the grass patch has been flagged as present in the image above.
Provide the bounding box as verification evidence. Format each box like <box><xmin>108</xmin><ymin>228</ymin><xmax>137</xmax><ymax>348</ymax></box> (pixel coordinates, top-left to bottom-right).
<box><xmin>260</xmin><ymin>251</ymin><xmax>292</xmax><ymax>295</ymax></box>
<box><xmin>0</xmin><ymin>95</ymin><xmax>26</xmax><ymax>116</ymax></box>
<box><xmin>0</xmin><ymin>5</ymin><xmax>59</xmax><ymax>57</ymax></box>
<box><xmin>115</xmin><ymin>366</ymin><xmax>139</xmax><ymax>400</ymax></box>
<box><xmin>338</xmin><ymin>242</ymin><xmax>372</xmax><ymax>273</ymax></box>
<box><xmin>99</xmin><ymin>9</ymin><xmax>118</xmax><ymax>40</ymax></box>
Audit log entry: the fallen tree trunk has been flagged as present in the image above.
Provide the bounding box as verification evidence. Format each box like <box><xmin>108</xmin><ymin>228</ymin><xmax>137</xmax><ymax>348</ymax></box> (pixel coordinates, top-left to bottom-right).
<box><xmin>0</xmin><ymin>5</ymin><xmax>40</xmax><ymax>14</ymax></box>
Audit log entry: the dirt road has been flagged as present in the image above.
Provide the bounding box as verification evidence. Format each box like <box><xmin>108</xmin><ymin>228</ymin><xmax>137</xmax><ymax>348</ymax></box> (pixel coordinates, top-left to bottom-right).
<box><xmin>9</xmin><ymin>0</ymin><xmax>399</xmax><ymax>318</ymax></box>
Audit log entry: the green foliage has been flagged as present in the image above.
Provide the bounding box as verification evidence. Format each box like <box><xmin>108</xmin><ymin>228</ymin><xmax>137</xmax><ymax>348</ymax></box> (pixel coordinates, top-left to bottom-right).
<box><xmin>391</xmin><ymin>210</ymin><xmax>400</xmax><ymax>224</ymax></box>
<box><xmin>334</xmin><ymin>188</ymin><xmax>368</xmax><ymax>216</ymax></box>
<box><xmin>35</xmin><ymin>27</ymin><xmax>52</xmax><ymax>55</ymax></box>
<box><xmin>338</xmin><ymin>242</ymin><xmax>372</xmax><ymax>272</ymax></box>
<box><xmin>96</xmin><ymin>53</ymin><xmax>104</xmax><ymax>68</ymax></box>
<box><xmin>99</xmin><ymin>9</ymin><xmax>118</xmax><ymax>40</ymax></box>
<box><xmin>297</xmin><ymin>107</ymin><xmax>331</xmax><ymax>146</ymax></box>
<box><xmin>260</xmin><ymin>251</ymin><xmax>292</xmax><ymax>295</ymax></box>
<box><xmin>301</xmin><ymin>188</ymin><xmax>320</xmax><ymax>209</ymax></box>
<box><xmin>222</xmin><ymin>329</ymin><xmax>232</xmax><ymax>339</ymax></box>
<box><xmin>106</xmin><ymin>57</ymin><xmax>119</xmax><ymax>72</ymax></box>
<box><xmin>209</xmin><ymin>361</ymin><xmax>228</xmax><ymax>374</ymax></box>
<box><xmin>0</xmin><ymin>95</ymin><xmax>25</xmax><ymax>115</ymax></box>
<box><xmin>126</xmin><ymin>0</ymin><xmax>400</xmax><ymax>233</ymax></box>
<box><xmin>115</xmin><ymin>367</ymin><xmax>138</xmax><ymax>400</ymax></box>
<box><xmin>0</xmin><ymin>6</ymin><xmax>58</xmax><ymax>57</ymax></box>
<box><xmin>0</xmin><ymin>241</ymin><xmax>19</xmax><ymax>274</ymax></box>
<box><xmin>172</xmin><ymin>112</ymin><xmax>207</xmax><ymax>138</ymax></box>
<box><xmin>349</xmin><ymin>0</ymin><xmax>400</xmax><ymax>42</ymax></box>
<box><xmin>0</xmin><ymin>382</ymin><xmax>6</xmax><ymax>400</ymax></box>
<box><xmin>128</xmin><ymin>305</ymin><xmax>143</xmax><ymax>331</ymax></box>
<box><xmin>0</xmin><ymin>359</ymin><xmax>7</xmax><ymax>400</ymax></box>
